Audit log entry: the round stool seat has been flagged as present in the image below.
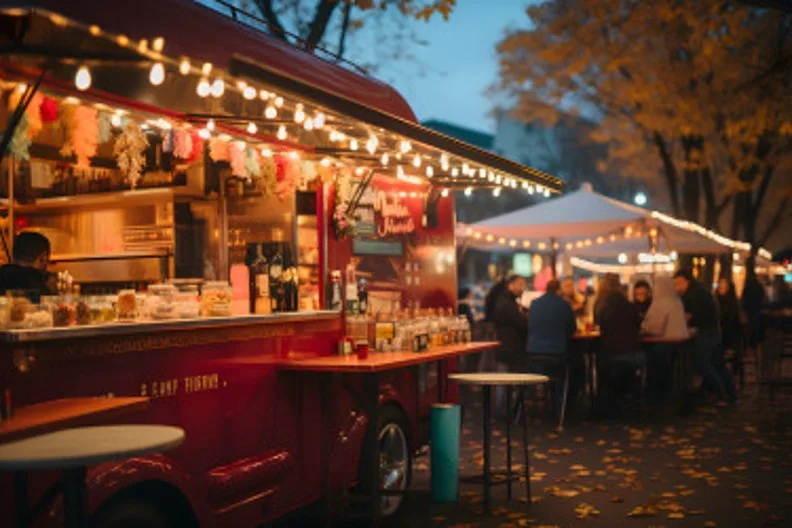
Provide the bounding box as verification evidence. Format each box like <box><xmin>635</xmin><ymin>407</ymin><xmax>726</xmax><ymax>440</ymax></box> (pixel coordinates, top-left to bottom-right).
<box><xmin>0</xmin><ymin>425</ymin><xmax>185</xmax><ymax>471</ymax></box>
<box><xmin>449</xmin><ymin>373</ymin><xmax>549</xmax><ymax>386</ymax></box>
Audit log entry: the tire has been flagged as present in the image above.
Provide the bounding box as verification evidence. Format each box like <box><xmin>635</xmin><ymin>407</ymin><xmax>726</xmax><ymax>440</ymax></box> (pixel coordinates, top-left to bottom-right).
<box><xmin>92</xmin><ymin>498</ymin><xmax>168</xmax><ymax>528</ymax></box>
<box><xmin>360</xmin><ymin>405</ymin><xmax>413</xmax><ymax>518</ymax></box>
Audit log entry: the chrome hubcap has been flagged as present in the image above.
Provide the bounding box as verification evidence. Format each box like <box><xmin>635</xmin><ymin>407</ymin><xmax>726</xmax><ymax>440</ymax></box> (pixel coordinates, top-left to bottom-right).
<box><xmin>378</xmin><ymin>422</ymin><xmax>408</xmax><ymax>516</ymax></box>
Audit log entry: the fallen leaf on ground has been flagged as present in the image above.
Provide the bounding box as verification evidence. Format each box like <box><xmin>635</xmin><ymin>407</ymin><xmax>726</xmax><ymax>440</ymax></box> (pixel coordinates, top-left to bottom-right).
<box><xmin>574</xmin><ymin>502</ymin><xmax>601</xmax><ymax>519</ymax></box>
<box><xmin>627</xmin><ymin>506</ymin><xmax>657</xmax><ymax>518</ymax></box>
<box><xmin>610</xmin><ymin>495</ymin><xmax>624</xmax><ymax>503</ymax></box>
<box><xmin>703</xmin><ymin>522</ymin><xmax>717</xmax><ymax>528</ymax></box>
<box><xmin>668</xmin><ymin>512</ymin><xmax>685</xmax><ymax>520</ymax></box>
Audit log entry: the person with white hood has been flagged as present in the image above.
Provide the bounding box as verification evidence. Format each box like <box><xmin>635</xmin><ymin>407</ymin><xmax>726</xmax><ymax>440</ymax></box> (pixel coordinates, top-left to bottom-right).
<box><xmin>642</xmin><ymin>276</ymin><xmax>689</xmax><ymax>403</ymax></box>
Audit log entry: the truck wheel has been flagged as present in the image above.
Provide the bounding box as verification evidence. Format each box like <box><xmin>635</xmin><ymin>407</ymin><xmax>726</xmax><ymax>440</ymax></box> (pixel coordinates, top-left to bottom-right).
<box><xmin>93</xmin><ymin>498</ymin><xmax>168</xmax><ymax>528</ymax></box>
<box><xmin>361</xmin><ymin>405</ymin><xmax>413</xmax><ymax>517</ymax></box>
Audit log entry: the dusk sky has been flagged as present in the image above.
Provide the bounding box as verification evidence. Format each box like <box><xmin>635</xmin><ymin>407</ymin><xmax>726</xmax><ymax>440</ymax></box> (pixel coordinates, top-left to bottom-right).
<box><xmin>356</xmin><ymin>0</ymin><xmax>533</xmax><ymax>133</ymax></box>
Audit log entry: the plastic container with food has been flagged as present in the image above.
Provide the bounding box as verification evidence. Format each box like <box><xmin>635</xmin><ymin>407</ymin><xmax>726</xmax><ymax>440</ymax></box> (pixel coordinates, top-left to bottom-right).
<box><xmin>8</xmin><ymin>292</ymin><xmax>35</xmax><ymax>329</ymax></box>
<box><xmin>201</xmin><ymin>281</ymin><xmax>232</xmax><ymax>317</ymax></box>
<box><xmin>21</xmin><ymin>305</ymin><xmax>54</xmax><ymax>329</ymax></box>
<box><xmin>53</xmin><ymin>300</ymin><xmax>76</xmax><ymax>327</ymax></box>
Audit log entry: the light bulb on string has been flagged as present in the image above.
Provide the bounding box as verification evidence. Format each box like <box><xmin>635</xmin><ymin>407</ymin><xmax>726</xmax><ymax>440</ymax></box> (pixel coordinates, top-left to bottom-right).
<box><xmin>259</xmin><ymin>90</ymin><xmax>270</xmax><ymax>100</ymax></box>
<box><xmin>493</xmin><ymin>187</ymin><xmax>502</xmax><ymax>197</ymax></box>
<box><xmin>464</xmin><ymin>187</ymin><xmax>473</xmax><ymax>197</ymax></box>
<box><xmin>544</xmin><ymin>188</ymin><xmax>551</xmax><ymax>197</ymax></box>
<box><xmin>152</xmin><ymin>37</ymin><xmax>165</xmax><ymax>53</ymax></box>
<box><xmin>400</xmin><ymin>140</ymin><xmax>411</xmax><ymax>154</ymax></box>
<box><xmin>527</xmin><ymin>185</ymin><xmax>535</xmax><ymax>195</ymax></box>
<box><xmin>303</xmin><ymin>118</ymin><xmax>314</xmax><ymax>131</ymax></box>
<box><xmin>289</xmin><ymin>152</ymin><xmax>299</xmax><ymax>160</ymax></box>
<box><xmin>149</xmin><ymin>63</ymin><xmax>165</xmax><ymax>86</ymax></box>
<box><xmin>179</xmin><ymin>58</ymin><xmax>190</xmax><ymax>75</ymax></box>
<box><xmin>440</xmin><ymin>188</ymin><xmax>449</xmax><ymax>197</ymax></box>
<box><xmin>110</xmin><ymin>113</ymin><xmax>122</xmax><ymax>128</ymax></box>
<box><xmin>426</xmin><ymin>166</ymin><xmax>434</xmax><ymax>178</ymax></box>
<box><xmin>236</xmin><ymin>80</ymin><xmax>247</xmax><ymax>91</ymax></box>
<box><xmin>75</xmin><ymin>65</ymin><xmax>91</xmax><ymax>91</ymax></box>
<box><xmin>197</xmin><ymin>78</ymin><xmax>211</xmax><ymax>97</ymax></box>
<box><xmin>314</xmin><ymin>113</ymin><xmax>326</xmax><ymax>129</ymax></box>
<box><xmin>206</xmin><ymin>119</ymin><xmax>215</xmax><ymax>131</ymax></box>
<box><xmin>397</xmin><ymin>165</ymin><xmax>405</xmax><ymax>179</ymax></box>
<box><xmin>294</xmin><ymin>104</ymin><xmax>305</xmax><ymax>124</ymax></box>
<box><xmin>274</xmin><ymin>96</ymin><xmax>284</xmax><ymax>108</ymax></box>
<box><xmin>247</xmin><ymin>122</ymin><xmax>258</xmax><ymax>134</ymax></box>
<box><xmin>380</xmin><ymin>153</ymin><xmax>389</xmax><ymax>166</ymax></box>
<box><xmin>201</xmin><ymin>62</ymin><xmax>213</xmax><ymax>76</ymax></box>
<box><xmin>349</xmin><ymin>139</ymin><xmax>359</xmax><ymax>151</ymax></box>
<box><xmin>440</xmin><ymin>153</ymin><xmax>449</xmax><ymax>171</ymax></box>
<box><xmin>479</xmin><ymin>168</ymin><xmax>486</xmax><ymax>179</ymax></box>
<box><xmin>265</xmin><ymin>105</ymin><xmax>277</xmax><ymax>119</ymax></box>
<box><xmin>451</xmin><ymin>168</ymin><xmax>459</xmax><ymax>177</ymax></box>
<box><xmin>412</xmin><ymin>154</ymin><xmax>421</xmax><ymax>168</ymax></box>
<box><xmin>276</xmin><ymin>125</ymin><xmax>287</xmax><ymax>140</ymax></box>
<box><xmin>198</xmin><ymin>128</ymin><xmax>211</xmax><ymax>140</ymax></box>
<box><xmin>261</xmin><ymin>148</ymin><xmax>273</xmax><ymax>158</ymax></box>
<box><xmin>320</xmin><ymin>157</ymin><xmax>331</xmax><ymax>167</ymax></box>
<box><xmin>211</xmin><ymin>78</ymin><xmax>225</xmax><ymax>98</ymax></box>
<box><xmin>243</xmin><ymin>86</ymin><xmax>256</xmax><ymax>100</ymax></box>
<box><xmin>366</xmin><ymin>136</ymin><xmax>378</xmax><ymax>154</ymax></box>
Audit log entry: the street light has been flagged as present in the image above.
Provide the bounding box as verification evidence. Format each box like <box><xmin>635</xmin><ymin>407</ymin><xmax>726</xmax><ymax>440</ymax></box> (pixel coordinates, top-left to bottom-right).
<box><xmin>634</xmin><ymin>192</ymin><xmax>648</xmax><ymax>207</ymax></box>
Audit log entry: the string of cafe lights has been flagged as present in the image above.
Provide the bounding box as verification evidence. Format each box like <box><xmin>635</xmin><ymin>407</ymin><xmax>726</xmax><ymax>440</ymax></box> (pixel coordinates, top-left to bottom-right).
<box><xmin>570</xmin><ymin>257</ymin><xmax>676</xmax><ymax>275</ymax></box>
<box><xmin>29</xmin><ymin>9</ymin><xmax>560</xmax><ymax>196</ymax></box>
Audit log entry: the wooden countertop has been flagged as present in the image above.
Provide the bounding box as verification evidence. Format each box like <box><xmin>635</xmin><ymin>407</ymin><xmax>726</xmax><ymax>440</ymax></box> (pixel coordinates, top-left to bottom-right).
<box><xmin>278</xmin><ymin>342</ymin><xmax>499</xmax><ymax>373</ymax></box>
<box><xmin>0</xmin><ymin>397</ymin><xmax>149</xmax><ymax>444</ymax></box>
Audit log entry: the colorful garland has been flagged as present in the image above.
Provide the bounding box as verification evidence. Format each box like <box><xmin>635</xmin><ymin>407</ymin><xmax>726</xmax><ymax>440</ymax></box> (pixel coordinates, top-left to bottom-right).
<box><xmin>113</xmin><ymin>121</ymin><xmax>148</xmax><ymax>188</ymax></box>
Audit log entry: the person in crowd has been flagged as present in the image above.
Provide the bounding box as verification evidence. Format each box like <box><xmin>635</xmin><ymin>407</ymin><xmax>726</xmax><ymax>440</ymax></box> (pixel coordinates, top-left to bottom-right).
<box><xmin>527</xmin><ymin>279</ymin><xmax>579</xmax><ymax>411</ymax></box>
<box><xmin>561</xmin><ymin>277</ymin><xmax>586</xmax><ymax>317</ymax></box>
<box><xmin>673</xmin><ymin>268</ymin><xmax>736</xmax><ymax>404</ymax></box>
<box><xmin>633</xmin><ymin>279</ymin><xmax>653</xmax><ymax>320</ymax></box>
<box><xmin>492</xmin><ymin>274</ymin><xmax>528</xmax><ymax>416</ymax></box>
<box><xmin>458</xmin><ymin>287</ymin><xmax>475</xmax><ymax>327</ymax></box>
<box><xmin>484</xmin><ymin>275</ymin><xmax>506</xmax><ymax>323</ymax></box>
<box><xmin>715</xmin><ymin>278</ymin><xmax>744</xmax><ymax>388</ymax></box>
<box><xmin>594</xmin><ymin>273</ymin><xmax>646</xmax><ymax>414</ymax></box>
<box><xmin>472</xmin><ymin>280</ymin><xmax>487</xmax><ymax>320</ymax></box>
<box><xmin>0</xmin><ymin>232</ymin><xmax>54</xmax><ymax>300</ymax></box>
<box><xmin>642</xmin><ymin>276</ymin><xmax>689</xmax><ymax>403</ymax></box>
<box><xmin>741</xmin><ymin>272</ymin><xmax>766</xmax><ymax>353</ymax></box>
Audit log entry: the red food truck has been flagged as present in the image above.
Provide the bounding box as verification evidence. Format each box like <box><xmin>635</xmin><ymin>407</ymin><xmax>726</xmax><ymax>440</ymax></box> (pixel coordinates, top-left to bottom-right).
<box><xmin>0</xmin><ymin>1</ymin><xmax>563</xmax><ymax>526</ymax></box>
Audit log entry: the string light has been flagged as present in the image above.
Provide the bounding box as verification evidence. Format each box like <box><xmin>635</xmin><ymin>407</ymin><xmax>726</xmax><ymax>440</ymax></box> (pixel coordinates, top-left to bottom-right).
<box><xmin>206</xmin><ymin>119</ymin><xmax>215</xmax><ymax>131</ymax></box>
<box><xmin>259</xmin><ymin>89</ymin><xmax>270</xmax><ymax>100</ymax></box>
<box><xmin>320</xmin><ymin>157</ymin><xmax>331</xmax><ymax>167</ymax></box>
<box><xmin>479</xmin><ymin>168</ymin><xmax>486</xmax><ymax>179</ymax></box>
<box><xmin>492</xmin><ymin>187</ymin><xmax>501</xmax><ymax>197</ymax></box>
<box><xmin>243</xmin><ymin>86</ymin><xmax>256</xmax><ymax>100</ymax></box>
<box><xmin>261</xmin><ymin>148</ymin><xmax>273</xmax><ymax>157</ymax></box>
<box><xmin>314</xmin><ymin>113</ymin><xmax>326</xmax><ymax>129</ymax></box>
<box><xmin>196</xmin><ymin>78</ymin><xmax>210</xmax><ymax>97</ymax></box>
<box><xmin>294</xmin><ymin>104</ymin><xmax>305</xmax><ymax>124</ymax></box>
<box><xmin>412</xmin><ymin>155</ymin><xmax>422</xmax><ymax>168</ymax></box>
<box><xmin>236</xmin><ymin>80</ymin><xmax>247</xmax><ymax>91</ymax></box>
<box><xmin>201</xmin><ymin>62</ymin><xmax>213</xmax><ymax>76</ymax></box>
<box><xmin>198</xmin><ymin>128</ymin><xmax>211</xmax><ymax>140</ymax></box>
<box><xmin>400</xmin><ymin>140</ymin><xmax>412</xmax><ymax>153</ymax></box>
<box><xmin>451</xmin><ymin>168</ymin><xmax>459</xmax><ymax>177</ymax></box>
<box><xmin>265</xmin><ymin>105</ymin><xmax>277</xmax><ymax>119</ymax></box>
<box><xmin>179</xmin><ymin>58</ymin><xmax>191</xmax><ymax>75</ymax></box>
<box><xmin>366</xmin><ymin>136</ymin><xmax>378</xmax><ymax>154</ymax></box>
<box><xmin>289</xmin><ymin>152</ymin><xmax>299</xmax><ymax>160</ymax></box>
<box><xmin>75</xmin><ymin>65</ymin><xmax>91</xmax><ymax>91</ymax></box>
<box><xmin>440</xmin><ymin>153</ymin><xmax>450</xmax><ymax>171</ymax></box>
<box><xmin>571</xmin><ymin>257</ymin><xmax>675</xmax><ymax>275</ymax></box>
<box><xmin>276</xmin><ymin>125</ymin><xmax>287</xmax><ymax>140</ymax></box>
<box><xmin>149</xmin><ymin>63</ymin><xmax>165</xmax><ymax>86</ymax></box>
<box><xmin>441</xmin><ymin>188</ymin><xmax>449</xmax><ymax>197</ymax></box>
<box><xmin>246</xmin><ymin>122</ymin><xmax>258</xmax><ymax>134</ymax></box>
<box><xmin>356</xmin><ymin>167</ymin><xmax>366</xmax><ymax>176</ymax></box>
<box><xmin>211</xmin><ymin>78</ymin><xmax>225</xmax><ymax>98</ymax></box>
<box><xmin>304</xmin><ymin>118</ymin><xmax>314</xmax><ymax>131</ymax></box>
<box><xmin>426</xmin><ymin>166</ymin><xmax>434</xmax><ymax>178</ymax></box>
<box><xmin>274</xmin><ymin>96</ymin><xmax>284</xmax><ymax>108</ymax></box>
<box><xmin>152</xmin><ymin>37</ymin><xmax>165</xmax><ymax>53</ymax></box>
<box><xmin>110</xmin><ymin>112</ymin><xmax>122</xmax><ymax>128</ymax></box>
<box><xmin>522</xmin><ymin>241</ymin><xmax>531</xmax><ymax>249</ymax></box>
<box><xmin>349</xmin><ymin>139</ymin><xmax>359</xmax><ymax>151</ymax></box>
<box><xmin>464</xmin><ymin>187</ymin><xmax>473</xmax><ymax>197</ymax></box>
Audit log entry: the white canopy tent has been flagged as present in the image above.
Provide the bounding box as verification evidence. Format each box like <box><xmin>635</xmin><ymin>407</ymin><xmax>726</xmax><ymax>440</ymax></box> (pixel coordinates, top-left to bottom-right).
<box><xmin>457</xmin><ymin>183</ymin><xmax>764</xmax><ymax>259</ymax></box>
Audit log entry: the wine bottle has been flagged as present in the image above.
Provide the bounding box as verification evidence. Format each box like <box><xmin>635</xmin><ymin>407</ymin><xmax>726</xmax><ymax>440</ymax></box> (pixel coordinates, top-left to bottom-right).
<box><xmin>249</xmin><ymin>244</ymin><xmax>271</xmax><ymax>314</ymax></box>
<box><xmin>269</xmin><ymin>246</ymin><xmax>284</xmax><ymax>313</ymax></box>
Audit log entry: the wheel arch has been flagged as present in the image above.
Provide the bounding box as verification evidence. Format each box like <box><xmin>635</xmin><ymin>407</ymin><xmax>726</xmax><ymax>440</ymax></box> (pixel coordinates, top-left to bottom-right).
<box><xmin>90</xmin><ymin>479</ymin><xmax>199</xmax><ymax>528</ymax></box>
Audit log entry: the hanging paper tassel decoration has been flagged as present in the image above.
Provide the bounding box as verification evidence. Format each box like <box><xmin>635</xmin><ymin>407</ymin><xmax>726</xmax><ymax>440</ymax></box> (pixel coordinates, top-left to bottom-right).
<box><xmin>259</xmin><ymin>156</ymin><xmax>277</xmax><ymax>196</ymax></box>
<box><xmin>25</xmin><ymin>93</ymin><xmax>43</xmax><ymax>138</ymax></box>
<box><xmin>187</xmin><ymin>132</ymin><xmax>203</xmax><ymax>165</ymax></box>
<box><xmin>98</xmin><ymin>112</ymin><xmax>113</xmax><ymax>144</ymax></box>
<box><xmin>274</xmin><ymin>154</ymin><xmax>287</xmax><ymax>182</ymax></box>
<box><xmin>8</xmin><ymin>114</ymin><xmax>31</xmax><ymax>160</ymax></box>
<box><xmin>275</xmin><ymin>156</ymin><xmax>299</xmax><ymax>199</ymax></box>
<box><xmin>229</xmin><ymin>142</ymin><xmax>248</xmax><ymax>179</ymax></box>
<box><xmin>245</xmin><ymin>148</ymin><xmax>261</xmax><ymax>180</ymax></box>
<box><xmin>58</xmin><ymin>102</ymin><xmax>78</xmax><ymax>159</ymax></box>
<box><xmin>71</xmin><ymin>106</ymin><xmax>99</xmax><ymax>168</ymax></box>
<box><xmin>162</xmin><ymin>129</ymin><xmax>174</xmax><ymax>153</ymax></box>
<box><xmin>114</xmin><ymin>120</ymin><xmax>149</xmax><ymax>188</ymax></box>
<box><xmin>173</xmin><ymin>129</ymin><xmax>192</xmax><ymax>159</ymax></box>
<box><xmin>208</xmin><ymin>137</ymin><xmax>230</xmax><ymax>162</ymax></box>
<box><xmin>39</xmin><ymin>97</ymin><xmax>58</xmax><ymax>124</ymax></box>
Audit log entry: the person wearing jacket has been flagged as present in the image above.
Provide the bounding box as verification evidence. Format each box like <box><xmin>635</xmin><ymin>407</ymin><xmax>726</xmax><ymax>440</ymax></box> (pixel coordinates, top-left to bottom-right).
<box><xmin>716</xmin><ymin>278</ymin><xmax>744</xmax><ymax>388</ymax></box>
<box><xmin>642</xmin><ymin>276</ymin><xmax>689</xmax><ymax>403</ymax></box>
<box><xmin>492</xmin><ymin>274</ymin><xmax>528</xmax><ymax>416</ymax></box>
<box><xmin>674</xmin><ymin>268</ymin><xmax>736</xmax><ymax>404</ymax></box>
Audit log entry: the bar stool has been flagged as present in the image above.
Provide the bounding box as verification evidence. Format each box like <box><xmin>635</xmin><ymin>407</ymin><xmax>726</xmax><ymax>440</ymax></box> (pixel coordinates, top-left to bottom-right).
<box><xmin>448</xmin><ymin>373</ymin><xmax>549</xmax><ymax>514</ymax></box>
<box><xmin>0</xmin><ymin>425</ymin><xmax>185</xmax><ymax>528</ymax></box>
<box><xmin>528</xmin><ymin>354</ymin><xmax>571</xmax><ymax>430</ymax></box>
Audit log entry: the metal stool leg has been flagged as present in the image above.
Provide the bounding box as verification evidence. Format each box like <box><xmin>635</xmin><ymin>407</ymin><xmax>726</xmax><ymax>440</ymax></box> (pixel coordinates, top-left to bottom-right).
<box><xmin>14</xmin><ymin>471</ymin><xmax>28</xmax><ymax>528</ymax></box>
<box><xmin>521</xmin><ymin>389</ymin><xmax>531</xmax><ymax>503</ymax></box>
<box><xmin>482</xmin><ymin>385</ymin><xmax>492</xmax><ymax>515</ymax></box>
<box><xmin>559</xmin><ymin>365</ymin><xmax>570</xmax><ymax>431</ymax></box>
<box><xmin>506</xmin><ymin>386</ymin><xmax>512</xmax><ymax>501</ymax></box>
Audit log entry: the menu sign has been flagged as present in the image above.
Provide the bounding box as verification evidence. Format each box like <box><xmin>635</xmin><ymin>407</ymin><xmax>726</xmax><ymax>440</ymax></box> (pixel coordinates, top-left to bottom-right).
<box><xmin>373</xmin><ymin>191</ymin><xmax>416</xmax><ymax>237</ymax></box>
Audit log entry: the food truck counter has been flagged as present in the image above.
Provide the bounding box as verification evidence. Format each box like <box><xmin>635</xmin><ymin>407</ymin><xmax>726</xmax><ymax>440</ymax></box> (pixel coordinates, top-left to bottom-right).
<box><xmin>0</xmin><ymin>310</ymin><xmax>340</xmax><ymax>344</ymax></box>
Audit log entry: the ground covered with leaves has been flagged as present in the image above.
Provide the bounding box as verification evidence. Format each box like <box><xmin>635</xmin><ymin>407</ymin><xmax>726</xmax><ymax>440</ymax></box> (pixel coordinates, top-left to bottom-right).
<box><xmin>402</xmin><ymin>386</ymin><xmax>791</xmax><ymax>528</ymax></box>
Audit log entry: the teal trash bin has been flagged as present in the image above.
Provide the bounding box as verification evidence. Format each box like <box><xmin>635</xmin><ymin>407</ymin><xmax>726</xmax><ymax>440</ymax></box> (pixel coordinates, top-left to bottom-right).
<box><xmin>431</xmin><ymin>403</ymin><xmax>461</xmax><ymax>502</ymax></box>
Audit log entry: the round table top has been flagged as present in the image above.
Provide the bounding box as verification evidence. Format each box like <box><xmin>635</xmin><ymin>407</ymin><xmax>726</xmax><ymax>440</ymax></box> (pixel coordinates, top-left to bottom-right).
<box><xmin>0</xmin><ymin>425</ymin><xmax>185</xmax><ymax>471</ymax></box>
<box><xmin>448</xmin><ymin>372</ymin><xmax>550</xmax><ymax>386</ymax></box>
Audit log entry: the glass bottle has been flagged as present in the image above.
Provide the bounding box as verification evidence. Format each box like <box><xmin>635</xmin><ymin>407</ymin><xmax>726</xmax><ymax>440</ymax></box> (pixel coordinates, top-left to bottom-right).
<box><xmin>249</xmin><ymin>244</ymin><xmax>271</xmax><ymax>315</ymax></box>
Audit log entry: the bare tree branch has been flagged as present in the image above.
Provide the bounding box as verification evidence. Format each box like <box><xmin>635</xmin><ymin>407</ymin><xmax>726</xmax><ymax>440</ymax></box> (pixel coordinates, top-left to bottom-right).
<box><xmin>738</xmin><ymin>0</ymin><xmax>792</xmax><ymax>14</ymax></box>
<box><xmin>304</xmin><ymin>0</ymin><xmax>342</xmax><ymax>51</ymax></box>
<box><xmin>336</xmin><ymin>1</ymin><xmax>353</xmax><ymax>60</ymax></box>
<box><xmin>252</xmin><ymin>0</ymin><xmax>289</xmax><ymax>41</ymax></box>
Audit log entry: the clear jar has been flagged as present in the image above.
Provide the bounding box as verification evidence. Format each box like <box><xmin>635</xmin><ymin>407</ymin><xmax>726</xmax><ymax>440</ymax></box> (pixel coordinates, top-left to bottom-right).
<box><xmin>148</xmin><ymin>284</ymin><xmax>178</xmax><ymax>320</ymax></box>
<box><xmin>117</xmin><ymin>289</ymin><xmax>138</xmax><ymax>321</ymax></box>
<box><xmin>0</xmin><ymin>297</ymin><xmax>9</xmax><ymax>328</ymax></box>
<box><xmin>201</xmin><ymin>281</ymin><xmax>232</xmax><ymax>317</ymax></box>
<box><xmin>74</xmin><ymin>297</ymin><xmax>91</xmax><ymax>326</ymax></box>
<box><xmin>21</xmin><ymin>305</ymin><xmax>53</xmax><ymax>329</ymax></box>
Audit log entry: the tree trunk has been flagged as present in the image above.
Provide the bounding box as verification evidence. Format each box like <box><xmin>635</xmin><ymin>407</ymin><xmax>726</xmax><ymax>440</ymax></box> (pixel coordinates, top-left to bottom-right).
<box><xmin>653</xmin><ymin>131</ymin><xmax>681</xmax><ymax>217</ymax></box>
<box><xmin>304</xmin><ymin>0</ymin><xmax>341</xmax><ymax>51</ymax></box>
